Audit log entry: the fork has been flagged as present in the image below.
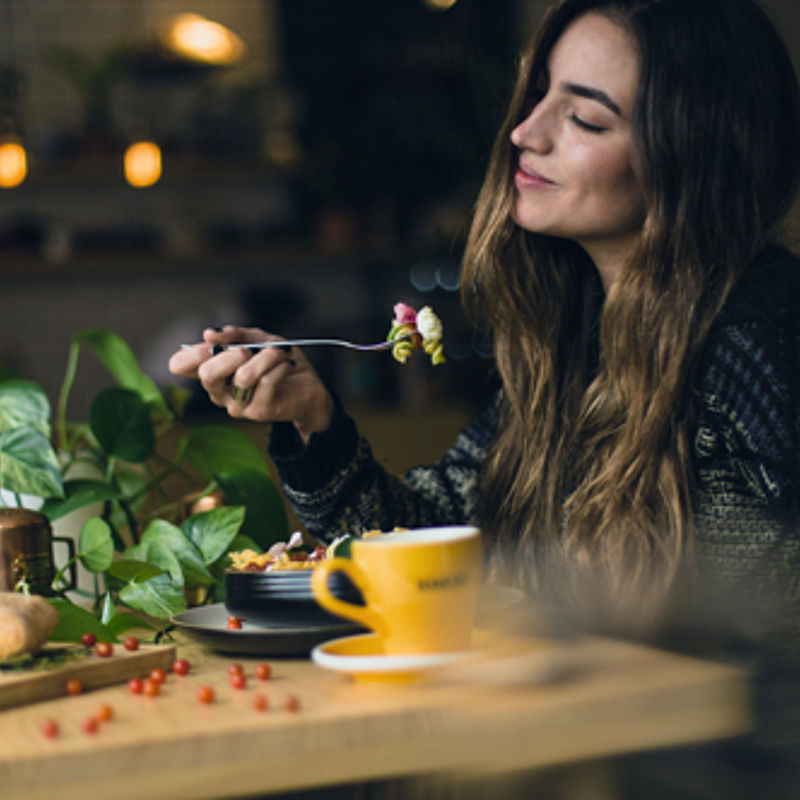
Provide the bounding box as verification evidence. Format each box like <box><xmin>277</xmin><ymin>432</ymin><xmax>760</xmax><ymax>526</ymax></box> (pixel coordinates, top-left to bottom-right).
<box><xmin>181</xmin><ymin>335</ymin><xmax>411</xmax><ymax>353</ymax></box>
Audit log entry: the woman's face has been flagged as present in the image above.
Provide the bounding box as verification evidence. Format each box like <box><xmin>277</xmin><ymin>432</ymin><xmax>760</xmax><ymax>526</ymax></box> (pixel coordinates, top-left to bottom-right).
<box><xmin>510</xmin><ymin>12</ymin><xmax>644</xmax><ymax>287</ymax></box>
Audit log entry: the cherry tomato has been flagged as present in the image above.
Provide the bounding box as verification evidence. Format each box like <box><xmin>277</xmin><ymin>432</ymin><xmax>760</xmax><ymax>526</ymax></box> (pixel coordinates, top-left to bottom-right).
<box><xmin>226</xmin><ymin>616</ymin><xmax>243</xmax><ymax>630</ymax></box>
<box><xmin>254</xmin><ymin>663</ymin><xmax>272</xmax><ymax>681</ymax></box>
<box><xmin>172</xmin><ymin>658</ymin><xmax>190</xmax><ymax>676</ymax></box>
<box><xmin>123</xmin><ymin>636</ymin><xmax>140</xmax><ymax>651</ymax></box>
<box><xmin>65</xmin><ymin>678</ymin><xmax>83</xmax><ymax>696</ymax></box>
<box><xmin>128</xmin><ymin>677</ymin><xmax>144</xmax><ymax>695</ymax></box>
<box><xmin>81</xmin><ymin>716</ymin><xmax>99</xmax><ymax>735</ymax></box>
<box><xmin>95</xmin><ymin>641</ymin><xmax>113</xmax><ymax>658</ymax></box>
<box><xmin>149</xmin><ymin>667</ymin><xmax>167</xmax><ymax>684</ymax></box>
<box><xmin>252</xmin><ymin>693</ymin><xmax>268</xmax><ymax>712</ymax></box>
<box><xmin>80</xmin><ymin>632</ymin><xmax>97</xmax><ymax>647</ymax></box>
<box><xmin>229</xmin><ymin>672</ymin><xmax>247</xmax><ymax>690</ymax></box>
<box><xmin>284</xmin><ymin>694</ymin><xmax>300</xmax><ymax>712</ymax></box>
<box><xmin>143</xmin><ymin>678</ymin><xmax>161</xmax><ymax>697</ymax></box>
<box><xmin>95</xmin><ymin>703</ymin><xmax>114</xmax><ymax>723</ymax></box>
<box><xmin>40</xmin><ymin>718</ymin><xmax>59</xmax><ymax>738</ymax></box>
<box><xmin>196</xmin><ymin>685</ymin><xmax>215</xmax><ymax>704</ymax></box>
<box><xmin>227</xmin><ymin>662</ymin><xmax>244</xmax><ymax>676</ymax></box>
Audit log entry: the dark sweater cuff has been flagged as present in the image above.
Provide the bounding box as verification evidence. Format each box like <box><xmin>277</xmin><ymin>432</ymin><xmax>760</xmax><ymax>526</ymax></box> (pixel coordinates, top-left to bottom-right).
<box><xmin>268</xmin><ymin>403</ymin><xmax>359</xmax><ymax>492</ymax></box>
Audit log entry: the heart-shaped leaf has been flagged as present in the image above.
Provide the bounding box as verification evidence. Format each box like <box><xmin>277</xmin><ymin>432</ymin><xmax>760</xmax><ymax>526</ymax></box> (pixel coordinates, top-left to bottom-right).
<box><xmin>78</xmin><ymin>517</ymin><xmax>115</xmax><ymax>573</ymax></box>
<box><xmin>181</xmin><ymin>505</ymin><xmax>246</xmax><ymax>566</ymax></box>
<box><xmin>107</xmin><ymin>558</ymin><xmax>165</xmax><ymax>583</ymax></box>
<box><xmin>144</xmin><ymin>538</ymin><xmax>185</xmax><ymax>586</ymax></box>
<box><xmin>0</xmin><ymin>378</ymin><xmax>51</xmax><ymax>436</ymax></box>
<box><xmin>140</xmin><ymin>519</ymin><xmax>215</xmax><ymax>586</ymax></box>
<box><xmin>106</xmin><ymin>611</ymin><xmax>155</xmax><ymax>636</ymax></box>
<box><xmin>47</xmin><ymin>598</ymin><xmax>117</xmax><ymax>643</ymax></box>
<box><xmin>182</xmin><ymin>425</ymin><xmax>270</xmax><ymax>480</ymax></box>
<box><xmin>119</xmin><ymin>574</ymin><xmax>187</xmax><ymax>619</ymax></box>
<box><xmin>89</xmin><ymin>388</ymin><xmax>155</xmax><ymax>462</ymax></box>
<box><xmin>99</xmin><ymin>591</ymin><xmax>155</xmax><ymax>635</ymax></box>
<box><xmin>0</xmin><ymin>426</ymin><xmax>64</xmax><ymax>498</ymax></box>
<box><xmin>41</xmin><ymin>478</ymin><xmax>119</xmax><ymax>521</ymax></box>
<box><xmin>71</xmin><ymin>329</ymin><xmax>167</xmax><ymax>413</ymax></box>
<box><xmin>216</xmin><ymin>468</ymin><xmax>289</xmax><ymax>549</ymax></box>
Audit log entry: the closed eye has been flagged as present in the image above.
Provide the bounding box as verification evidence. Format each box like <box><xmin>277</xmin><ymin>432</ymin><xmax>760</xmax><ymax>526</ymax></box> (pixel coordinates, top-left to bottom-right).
<box><xmin>569</xmin><ymin>114</ymin><xmax>606</xmax><ymax>134</ymax></box>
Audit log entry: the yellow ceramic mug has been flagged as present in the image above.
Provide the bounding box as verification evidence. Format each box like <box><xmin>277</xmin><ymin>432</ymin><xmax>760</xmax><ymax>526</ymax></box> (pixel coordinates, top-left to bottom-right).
<box><xmin>311</xmin><ymin>526</ymin><xmax>482</xmax><ymax>655</ymax></box>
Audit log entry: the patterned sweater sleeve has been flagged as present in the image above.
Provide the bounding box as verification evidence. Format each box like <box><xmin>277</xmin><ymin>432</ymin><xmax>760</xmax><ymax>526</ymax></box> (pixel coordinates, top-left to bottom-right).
<box><xmin>687</xmin><ymin>250</ymin><xmax>800</xmax><ymax>759</ymax></box>
<box><xmin>268</xmin><ymin>401</ymin><xmax>497</xmax><ymax>543</ymax></box>
<box><xmin>690</xmin><ymin>252</ymin><xmax>800</xmax><ymax>601</ymax></box>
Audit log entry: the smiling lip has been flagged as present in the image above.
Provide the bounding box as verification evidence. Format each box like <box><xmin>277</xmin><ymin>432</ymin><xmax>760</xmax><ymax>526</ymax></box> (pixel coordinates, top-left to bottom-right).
<box><xmin>514</xmin><ymin>163</ymin><xmax>557</xmax><ymax>190</ymax></box>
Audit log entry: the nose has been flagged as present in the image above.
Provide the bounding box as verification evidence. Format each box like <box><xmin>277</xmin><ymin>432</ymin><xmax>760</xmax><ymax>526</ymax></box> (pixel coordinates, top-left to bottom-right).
<box><xmin>510</xmin><ymin>101</ymin><xmax>552</xmax><ymax>153</ymax></box>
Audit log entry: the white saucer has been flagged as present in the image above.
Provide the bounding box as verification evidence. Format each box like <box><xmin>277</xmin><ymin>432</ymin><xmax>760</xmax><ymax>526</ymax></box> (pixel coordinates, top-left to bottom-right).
<box><xmin>311</xmin><ymin>631</ymin><xmax>488</xmax><ymax>683</ymax></box>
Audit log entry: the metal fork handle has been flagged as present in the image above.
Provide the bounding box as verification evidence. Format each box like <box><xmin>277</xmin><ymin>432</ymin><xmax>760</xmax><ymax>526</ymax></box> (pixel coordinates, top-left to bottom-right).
<box><xmin>226</xmin><ymin>338</ymin><xmax>397</xmax><ymax>352</ymax></box>
<box><xmin>180</xmin><ymin>335</ymin><xmax>409</xmax><ymax>353</ymax></box>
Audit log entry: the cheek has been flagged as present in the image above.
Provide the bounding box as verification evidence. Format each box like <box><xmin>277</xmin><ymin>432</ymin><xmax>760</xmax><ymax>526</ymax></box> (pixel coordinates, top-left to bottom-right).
<box><xmin>580</xmin><ymin>148</ymin><xmax>643</xmax><ymax>215</ymax></box>
<box><xmin>580</xmin><ymin>145</ymin><xmax>631</xmax><ymax>188</ymax></box>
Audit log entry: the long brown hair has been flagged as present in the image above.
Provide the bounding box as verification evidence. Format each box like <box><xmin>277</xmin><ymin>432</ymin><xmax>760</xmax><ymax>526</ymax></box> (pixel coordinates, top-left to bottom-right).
<box><xmin>462</xmin><ymin>0</ymin><xmax>800</xmax><ymax>616</ymax></box>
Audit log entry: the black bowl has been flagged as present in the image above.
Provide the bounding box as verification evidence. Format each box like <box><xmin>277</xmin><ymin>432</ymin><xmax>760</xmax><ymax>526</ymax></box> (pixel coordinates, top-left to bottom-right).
<box><xmin>224</xmin><ymin>568</ymin><xmax>364</xmax><ymax>629</ymax></box>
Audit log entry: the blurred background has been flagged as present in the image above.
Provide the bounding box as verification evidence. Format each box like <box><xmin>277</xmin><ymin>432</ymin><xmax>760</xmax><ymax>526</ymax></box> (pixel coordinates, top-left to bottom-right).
<box><xmin>1</xmin><ymin>0</ymin><xmax>799</xmax><ymax>473</ymax></box>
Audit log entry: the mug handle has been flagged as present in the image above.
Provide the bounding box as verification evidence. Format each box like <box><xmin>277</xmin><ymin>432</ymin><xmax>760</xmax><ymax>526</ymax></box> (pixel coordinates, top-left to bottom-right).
<box><xmin>312</xmin><ymin>558</ymin><xmax>387</xmax><ymax>635</ymax></box>
<box><xmin>52</xmin><ymin>536</ymin><xmax>77</xmax><ymax>591</ymax></box>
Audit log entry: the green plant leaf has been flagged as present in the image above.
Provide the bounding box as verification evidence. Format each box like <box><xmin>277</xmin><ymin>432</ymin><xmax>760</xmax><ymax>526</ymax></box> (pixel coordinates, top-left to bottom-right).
<box><xmin>123</xmin><ymin>542</ymin><xmax>147</xmax><ymax>559</ymax></box>
<box><xmin>228</xmin><ymin>533</ymin><xmax>263</xmax><ymax>553</ymax></box>
<box><xmin>119</xmin><ymin>574</ymin><xmax>187</xmax><ymax>619</ymax></box>
<box><xmin>140</xmin><ymin>518</ymin><xmax>215</xmax><ymax>586</ymax></box>
<box><xmin>108</xmin><ymin>466</ymin><xmax>149</xmax><ymax>535</ymax></box>
<box><xmin>47</xmin><ymin>598</ymin><xmax>117</xmax><ymax>643</ymax></box>
<box><xmin>56</xmin><ymin>328</ymin><xmax>169</xmax><ymax>451</ymax></box>
<box><xmin>330</xmin><ymin>535</ymin><xmax>353</xmax><ymax>559</ymax></box>
<box><xmin>0</xmin><ymin>378</ymin><xmax>51</xmax><ymax>436</ymax></box>
<box><xmin>99</xmin><ymin>592</ymin><xmax>115</xmax><ymax>625</ymax></box>
<box><xmin>40</xmin><ymin>478</ymin><xmax>119</xmax><ymax>521</ymax></box>
<box><xmin>182</xmin><ymin>425</ymin><xmax>270</xmax><ymax>480</ymax></box>
<box><xmin>216</xmin><ymin>468</ymin><xmax>289</xmax><ymax>549</ymax></box>
<box><xmin>144</xmin><ymin>538</ymin><xmax>185</xmax><ymax>586</ymax></box>
<box><xmin>89</xmin><ymin>387</ymin><xmax>155</xmax><ymax>462</ymax></box>
<box><xmin>108</xmin><ymin>558</ymin><xmax>164</xmax><ymax>583</ymax></box>
<box><xmin>106</xmin><ymin>612</ymin><xmax>155</xmax><ymax>636</ymax></box>
<box><xmin>164</xmin><ymin>383</ymin><xmax>192</xmax><ymax>418</ymax></box>
<box><xmin>98</xmin><ymin>592</ymin><xmax>154</xmax><ymax>635</ymax></box>
<box><xmin>0</xmin><ymin>426</ymin><xmax>64</xmax><ymax>498</ymax></box>
<box><xmin>78</xmin><ymin>517</ymin><xmax>115</xmax><ymax>572</ymax></box>
<box><xmin>72</xmin><ymin>329</ymin><xmax>166</xmax><ymax>412</ymax></box>
<box><xmin>181</xmin><ymin>505</ymin><xmax>246</xmax><ymax>566</ymax></box>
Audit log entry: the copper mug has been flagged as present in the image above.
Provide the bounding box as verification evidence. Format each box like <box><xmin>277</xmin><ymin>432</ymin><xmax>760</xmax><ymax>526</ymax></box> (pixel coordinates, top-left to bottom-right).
<box><xmin>0</xmin><ymin>508</ymin><xmax>76</xmax><ymax>595</ymax></box>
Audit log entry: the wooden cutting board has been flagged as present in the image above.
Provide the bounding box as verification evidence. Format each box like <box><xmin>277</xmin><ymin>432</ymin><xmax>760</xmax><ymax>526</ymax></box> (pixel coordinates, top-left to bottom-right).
<box><xmin>0</xmin><ymin>642</ymin><xmax>176</xmax><ymax>710</ymax></box>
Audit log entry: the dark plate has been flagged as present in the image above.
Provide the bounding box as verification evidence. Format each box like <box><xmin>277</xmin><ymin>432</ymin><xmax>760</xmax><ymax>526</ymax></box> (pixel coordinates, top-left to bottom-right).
<box><xmin>171</xmin><ymin>604</ymin><xmax>362</xmax><ymax>657</ymax></box>
<box><xmin>224</xmin><ymin>568</ymin><xmax>363</xmax><ymax>628</ymax></box>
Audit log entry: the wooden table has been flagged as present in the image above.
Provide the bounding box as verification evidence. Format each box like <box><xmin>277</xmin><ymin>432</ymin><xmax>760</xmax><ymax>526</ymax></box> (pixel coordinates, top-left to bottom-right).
<box><xmin>0</xmin><ymin>631</ymin><xmax>750</xmax><ymax>800</ymax></box>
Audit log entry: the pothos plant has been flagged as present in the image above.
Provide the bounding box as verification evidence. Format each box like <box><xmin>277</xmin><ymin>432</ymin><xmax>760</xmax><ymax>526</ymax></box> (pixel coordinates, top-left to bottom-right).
<box><xmin>0</xmin><ymin>328</ymin><xmax>290</xmax><ymax>642</ymax></box>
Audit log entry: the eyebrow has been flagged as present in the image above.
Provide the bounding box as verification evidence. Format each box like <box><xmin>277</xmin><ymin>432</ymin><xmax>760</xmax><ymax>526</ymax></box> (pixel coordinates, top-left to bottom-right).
<box><xmin>560</xmin><ymin>82</ymin><xmax>622</xmax><ymax>116</ymax></box>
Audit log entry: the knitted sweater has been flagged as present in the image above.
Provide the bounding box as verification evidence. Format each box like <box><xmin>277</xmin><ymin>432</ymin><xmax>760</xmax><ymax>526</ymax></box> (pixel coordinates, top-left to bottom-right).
<box><xmin>270</xmin><ymin>244</ymin><xmax>800</xmax><ymax>589</ymax></box>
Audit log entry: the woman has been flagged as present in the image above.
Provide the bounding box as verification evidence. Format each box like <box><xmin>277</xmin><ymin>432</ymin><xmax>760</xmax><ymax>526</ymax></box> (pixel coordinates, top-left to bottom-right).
<box><xmin>170</xmin><ymin>0</ymin><xmax>800</xmax><ymax>626</ymax></box>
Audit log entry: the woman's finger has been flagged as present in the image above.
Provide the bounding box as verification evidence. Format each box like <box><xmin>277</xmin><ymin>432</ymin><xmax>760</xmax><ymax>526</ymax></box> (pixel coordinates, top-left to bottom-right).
<box><xmin>168</xmin><ymin>343</ymin><xmax>210</xmax><ymax>379</ymax></box>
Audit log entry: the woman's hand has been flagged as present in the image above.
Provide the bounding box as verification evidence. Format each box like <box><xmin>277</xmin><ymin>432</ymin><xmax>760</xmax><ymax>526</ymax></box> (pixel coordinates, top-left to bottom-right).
<box><xmin>168</xmin><ymin>325</ymin><xmax>334</xmax><ymax>443</ymax></box>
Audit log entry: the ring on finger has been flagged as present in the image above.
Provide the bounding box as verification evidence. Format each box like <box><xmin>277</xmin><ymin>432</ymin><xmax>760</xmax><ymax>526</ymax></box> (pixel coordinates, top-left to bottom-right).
<box><xmin>229</xmin><ymin>384</ymin><xmax>255</xmax><ymax>404</ymax></box>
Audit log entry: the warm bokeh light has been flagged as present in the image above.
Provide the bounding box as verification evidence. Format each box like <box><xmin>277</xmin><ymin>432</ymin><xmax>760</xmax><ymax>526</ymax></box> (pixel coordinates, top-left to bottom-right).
<box><xmin>0</xmin><ymin>141</ymin><xmax>27</xmax><ymax>188</ymax></box>
<box><xmin>160</xmin><ymin>13</ymin><xmax>246</xmax><ymax>65</ymax></box>
<box><xmin>424</xmin><ymin>0</ymin><xmax>459</xmax><ymax>10</ymax></box>
<box><xmin>124</xmin><ymin>141</ymin><xmax>162</xmax><ymax>187</ymax></box>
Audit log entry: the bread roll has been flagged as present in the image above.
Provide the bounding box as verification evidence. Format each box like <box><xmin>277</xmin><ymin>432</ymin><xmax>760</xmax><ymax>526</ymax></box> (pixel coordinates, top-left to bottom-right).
<box><xmin>0</xmin><ymin>592</ymin><xmax>59</xmax><ymax>659</ymax></box>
